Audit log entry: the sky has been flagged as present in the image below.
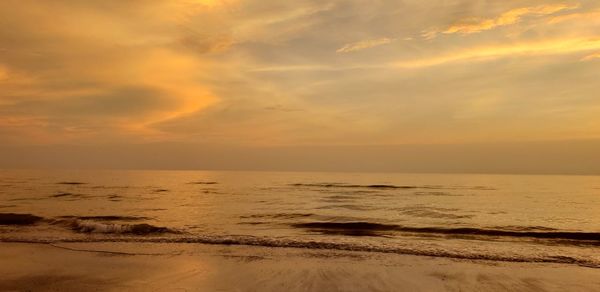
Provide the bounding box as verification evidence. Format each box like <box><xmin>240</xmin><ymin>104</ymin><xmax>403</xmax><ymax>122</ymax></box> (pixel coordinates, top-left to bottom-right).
<box><xmin>1</xmin><ymin>0</ymin><xmax>600</xmax><ymax>173</ymax></box>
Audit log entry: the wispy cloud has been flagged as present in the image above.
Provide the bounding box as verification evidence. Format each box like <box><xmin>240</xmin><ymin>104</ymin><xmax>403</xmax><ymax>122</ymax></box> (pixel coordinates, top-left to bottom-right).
<box><xmin>396</xmin><ymin>38</ymin><xmax>600</xmax><ymax>68</ymax></box>
<box><xmin>581</xmin><ymin>52</ymin><xmax>600</xmax><ymax>61</ymax></box>
<box><xmin>547</xmin><ymin>9</ymin><xmax>600</xmax><ymax>24</ymax></box>
<box><xmin>423</xmin><ymin>3</ymin><xmax>579</xmax><ymax>39</ymax></box>
<box><xmin>336</xmin><ymin>38</ymin><xmax>394</xmax><ymax>53</ymax></box>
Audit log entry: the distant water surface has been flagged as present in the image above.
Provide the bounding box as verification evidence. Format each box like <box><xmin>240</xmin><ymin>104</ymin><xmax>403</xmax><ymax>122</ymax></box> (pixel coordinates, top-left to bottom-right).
<box><xmin>1</xmin><ymin>170</ymin><xmax>599</xmax><ymax>267</ymax></box>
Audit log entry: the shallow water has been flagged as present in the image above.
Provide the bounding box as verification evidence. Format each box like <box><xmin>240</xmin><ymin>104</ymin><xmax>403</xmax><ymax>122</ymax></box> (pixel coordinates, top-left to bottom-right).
<box><xmin>1</xmin><ymin>170</ymin><xmax>599</xmax><ymax>267</ymax></box>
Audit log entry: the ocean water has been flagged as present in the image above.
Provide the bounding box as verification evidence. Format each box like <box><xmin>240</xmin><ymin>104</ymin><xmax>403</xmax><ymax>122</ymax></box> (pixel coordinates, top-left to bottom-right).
<box><xmin>1</xmin><ymin>170</ymin><xmax>599</xmax><ymax>267</ymax></box>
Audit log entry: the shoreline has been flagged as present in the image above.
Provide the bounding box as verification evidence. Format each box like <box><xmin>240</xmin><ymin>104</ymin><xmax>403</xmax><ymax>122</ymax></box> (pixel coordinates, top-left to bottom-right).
<box><xmin>1</xmin><ymin>242</ymin><xmax>600</xmax><ymax>291</ymax></box>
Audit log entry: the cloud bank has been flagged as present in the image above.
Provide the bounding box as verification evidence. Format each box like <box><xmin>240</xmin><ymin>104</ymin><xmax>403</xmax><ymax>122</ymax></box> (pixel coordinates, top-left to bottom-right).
<box><xmin>1</xmin><ymin>0</ymin><xmax>600</xmax><ymax>149</ymax></box>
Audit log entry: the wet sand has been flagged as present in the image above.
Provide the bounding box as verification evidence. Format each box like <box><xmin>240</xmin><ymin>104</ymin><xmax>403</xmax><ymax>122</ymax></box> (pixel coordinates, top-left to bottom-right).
<box><xmin>1</xmin><ymin>242</ymin><xmax>600</xmax><ymax>291</ymax></box>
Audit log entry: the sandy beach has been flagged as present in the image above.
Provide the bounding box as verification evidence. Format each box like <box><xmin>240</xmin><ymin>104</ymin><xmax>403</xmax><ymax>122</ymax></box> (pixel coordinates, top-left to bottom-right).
<box><xmin>1</xmin><ymin>242</ymin><xmax>599</xmax><ymax>291</ymax></box>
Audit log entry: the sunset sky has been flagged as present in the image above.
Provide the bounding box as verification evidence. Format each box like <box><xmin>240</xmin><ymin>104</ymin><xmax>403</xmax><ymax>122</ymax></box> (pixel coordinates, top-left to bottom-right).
<box><xmin>1</xmin><ymin>0</ymin><xmax>600</xmax><ymax>172</ymax></box>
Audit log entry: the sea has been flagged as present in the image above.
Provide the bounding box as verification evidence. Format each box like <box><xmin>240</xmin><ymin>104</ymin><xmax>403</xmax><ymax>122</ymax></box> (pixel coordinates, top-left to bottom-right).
<box><xmin>1</xmin><ymin>170</ymin><xmax>599</xmax><ymax>267</ymax></box>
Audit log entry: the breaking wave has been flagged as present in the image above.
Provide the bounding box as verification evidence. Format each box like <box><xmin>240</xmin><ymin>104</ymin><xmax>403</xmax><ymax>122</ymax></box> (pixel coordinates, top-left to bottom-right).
<box><xmin>0</xmin><ymin>213</ymin><xmax>173</xmax><ymax>235</ymax></box>
<box><xmin>51</xmin><ymin>219</ymin><xmax>175</xmax><ymax>235</ymax></box>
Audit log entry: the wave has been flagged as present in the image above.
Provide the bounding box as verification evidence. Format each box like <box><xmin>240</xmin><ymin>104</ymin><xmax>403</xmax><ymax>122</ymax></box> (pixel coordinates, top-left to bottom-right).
<box><xmin>52</xmin><ymin>219</ymin><xmax>175</xmax><ymax>235</ymax></box>
<box><xmin>1</xmin><ymin>213</ymin><xmax>172</xmax><ymax>235</ymax></box>
<box><xmin>413</xmin><ymin>191</ymin><xmax>462</xmax><ymax>197</ymax></box>
<box><xmin>290</xmin><ymin>183</ymin><xmax>418</xmax><ymax>189</ymax></box>
<box><xmin>292</xmin><ymin>222</ymin><xmax>600</xmax><ymax>242</ymax></box>
<box><xmin>317</xmin><ymin>204</ymin><xmax>376</xmax><ymax>211</ymax></box>
<box><xmin>50</xmin><ymin>192</ymin><xmax>90</xmax><ymax>199</ymax></box>
<box><xmin>1</xmin><ymin>234</ymin><xmax>598</xmax><ymax>268</ymax></box>
<box><xmin>56</xmin><ymin>182</ymin><xmax>87</xmax><ymax>185</ymax></box>
<box><xmin>57</xmin><ymin>215</ymin><xmax>150</xmax><ymax>222</ymax></box>
<box><xmin>240</xmin><ymin>213</ymin><xmax>314</xmax><ymax>220</ymax></box>
<box><xmin>0</xmin><ymin>213</ymin><xmax>44</xmax><ymax>225</ymax></box>
<box><xmin>188</xmin><ymin>181</ymin><xmax>219</xmax><ymax>185</ymax></box>
<box><xmin>396</xmin><ymin>206</ymin><xmax>473</xmax><ymax>219</ymax></box>
<box><xmin>290</xmin><ymin>183</ymin><xmax>495</xmax><ymax>191</ymax></box>
<box><xmin>107</xmin><ymin>194</ymin><xmax>123</xmax><ymax>201</ymax></box>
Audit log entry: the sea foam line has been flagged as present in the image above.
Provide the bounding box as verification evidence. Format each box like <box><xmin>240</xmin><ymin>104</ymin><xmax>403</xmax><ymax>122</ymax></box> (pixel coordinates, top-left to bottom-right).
<box><xmin>1</xmin><ymin>234</ymin><xmax>598</xmax><ymax>268</ymax></box>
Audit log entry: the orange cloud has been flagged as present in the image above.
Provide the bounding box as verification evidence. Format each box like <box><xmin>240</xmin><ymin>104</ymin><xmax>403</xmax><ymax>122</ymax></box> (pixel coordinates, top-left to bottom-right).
<box><xmin>100</xmin><ymin>49</ymin><xmax>217</xmax><ymax>133</ymax></box>
<box><xmin>0</xmin><ymin>1</ymin><xmax>220</xmax><ymax>143</ymax></box>
<box><xmin>547</xmin><ymin>9</ymin><xmax>600</xmax><ymax>24</ymax></box>
<box><xmin>336</xmin><ymin>38</ymin><xmax>394</xmax><ymax>53</ymax></box>
<box><xmin>0</xmin><ymin>65</ymin><xmax>7</xmax><ymax>81</ymax></box>
<box><xmin>396</xmin><ymin>38</ymin><xmax>600</xmax><ymax>68</ymax></box>
<box><xmin>581</xmin><ymin>52</ymin><xmax>600</xmax><ymax>61</ymax></box>
<box><xmin>424</xmin><ymin>3</ymin><xmax>579</xmax><ymax>38</ymax></box>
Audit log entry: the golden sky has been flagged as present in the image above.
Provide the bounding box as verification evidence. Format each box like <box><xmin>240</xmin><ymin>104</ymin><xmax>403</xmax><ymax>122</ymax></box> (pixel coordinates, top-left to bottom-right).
<box><xmin>1</xmin><ymin>0</ymin><xmax>600</xmax><ymax>147</ymax></box>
